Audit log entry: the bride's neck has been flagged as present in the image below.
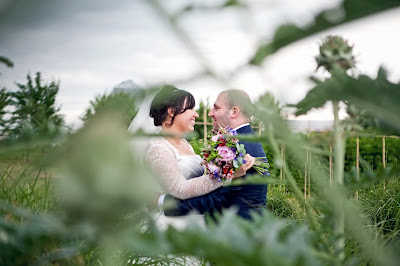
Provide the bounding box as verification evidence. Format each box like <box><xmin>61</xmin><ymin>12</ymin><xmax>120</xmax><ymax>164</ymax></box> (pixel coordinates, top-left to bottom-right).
<box><xmin>161</xmin><ymin>126</ymin><xmax>183</xmax><ymax>138</ymax></box>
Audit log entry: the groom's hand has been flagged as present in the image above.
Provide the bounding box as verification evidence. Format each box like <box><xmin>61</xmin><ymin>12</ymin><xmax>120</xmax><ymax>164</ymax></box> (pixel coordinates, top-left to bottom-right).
<box><xmin>233</xmin><ymin>154</ymin><xmax>255</xmax><ymax>179</ymax></box>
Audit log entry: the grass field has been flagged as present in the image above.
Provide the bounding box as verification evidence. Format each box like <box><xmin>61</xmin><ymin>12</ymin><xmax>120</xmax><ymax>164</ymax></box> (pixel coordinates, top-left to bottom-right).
<box><xmin>1</xmin><ymin>140</ymin><xmax>399</xmax><ymax>265</ymax></box>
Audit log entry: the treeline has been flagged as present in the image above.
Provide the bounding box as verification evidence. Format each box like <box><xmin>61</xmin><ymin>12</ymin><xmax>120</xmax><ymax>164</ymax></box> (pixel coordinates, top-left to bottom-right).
<box><xmin>1</xmin><ymin>66</ymin><xmax>139</xmax><ymax>143</ymax></box>
<box><xmin>0</xmin><ymin>72</ymin><xmax>65</xmax><ymax>141</ymax></box>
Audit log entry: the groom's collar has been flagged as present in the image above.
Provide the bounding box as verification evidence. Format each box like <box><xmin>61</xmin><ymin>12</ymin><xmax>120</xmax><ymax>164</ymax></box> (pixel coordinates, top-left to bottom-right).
<box><xmin>232</xmin><ymin>123</ymin><xmax>250</xmax><ymax>131</ymax></box>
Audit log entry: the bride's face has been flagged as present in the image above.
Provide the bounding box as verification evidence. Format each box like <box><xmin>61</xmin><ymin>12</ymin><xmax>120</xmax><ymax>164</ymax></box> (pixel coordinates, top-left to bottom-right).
<box><xmin>172</xmin><ymin>99</ymin><xmax>199</xmax><ymax>133</ymax></box>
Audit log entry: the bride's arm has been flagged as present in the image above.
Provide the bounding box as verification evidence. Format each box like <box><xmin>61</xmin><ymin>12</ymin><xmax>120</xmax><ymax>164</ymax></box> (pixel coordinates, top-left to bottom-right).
<box><xmin>146</xmin><ymin>143</ymin><xmax>223</xmax><ymax>200</ymax></box>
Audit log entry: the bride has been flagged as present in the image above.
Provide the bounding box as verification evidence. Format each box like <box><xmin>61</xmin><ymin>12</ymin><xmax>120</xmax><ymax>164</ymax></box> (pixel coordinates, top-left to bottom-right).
<box><xmin>129</xmin><ymin>85</ymin><xmax>254</xmax><ymax>229</ymax></box>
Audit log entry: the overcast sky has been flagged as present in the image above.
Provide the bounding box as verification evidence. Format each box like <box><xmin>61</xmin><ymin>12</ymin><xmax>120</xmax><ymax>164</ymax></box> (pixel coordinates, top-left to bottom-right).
<box><xmin>1</xmin><ymin>0</ymin><xmax>399</xmax><ymax>128</ymax></box>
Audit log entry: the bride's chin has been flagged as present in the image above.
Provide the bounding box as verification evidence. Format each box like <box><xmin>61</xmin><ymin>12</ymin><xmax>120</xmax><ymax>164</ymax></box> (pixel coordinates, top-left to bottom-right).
<box><xmin>179</xmin><ymin>127</ymin><xmax>194</xmax><ymax>134</ymax></box>
<box><xmin>187</xmin><ymin>123</ymin><xmax>195</xmax><ymax>131</ymax></box>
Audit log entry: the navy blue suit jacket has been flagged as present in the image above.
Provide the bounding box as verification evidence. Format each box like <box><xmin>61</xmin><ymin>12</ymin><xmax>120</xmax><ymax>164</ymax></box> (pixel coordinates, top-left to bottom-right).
<box><xmin>163</xmin><ymin>125</ymin><xmax>270</xmax><ymax>220</ymax></box>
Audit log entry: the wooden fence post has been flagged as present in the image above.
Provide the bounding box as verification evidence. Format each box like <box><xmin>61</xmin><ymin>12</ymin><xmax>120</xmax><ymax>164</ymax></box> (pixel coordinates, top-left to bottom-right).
<box><xmin>356</xmin><ymin>135</ymin><xmax>359</xmax><ymax>200</ymax></box>
<box><xmin>308</xmin><ymin>149</ymin><xmax>311</xmax><ymax>198</ymax></box>
<box><xmin>203</xmin><ymin>107</ymin><xmax>208</xmax><ymax>144</ymax></box>
<box><xmin>330</xmin><ymin>144</ymin><xmax>333</xmax><ymax>187</ymax></box>
<box><xmin>383</xmin><ymin>136</ymin><xmax>386</xmax><ymax>189</ymax></box>
<box><xmin>280</xmin><ymin>144</ymin><xmax>283</xmax><ymax>192</ymax></box>
<box><xmin>283</xmin><ymin>144</ymin><xmax>286</xmax><ymax>194</ymax></box>
<box><xmin>305</xmin><ymin>121</ymin><xmax>311</xmax><ymax>200</ymax></box>
<box><xmin>304</xmin><ymin>147</ymin><xmax>308</xmax><ymax>201</ymax></box>
<box><xmin>280</xmin><ymin>144</ymin><xmax>286</xmax><ymax>193</ymax></box>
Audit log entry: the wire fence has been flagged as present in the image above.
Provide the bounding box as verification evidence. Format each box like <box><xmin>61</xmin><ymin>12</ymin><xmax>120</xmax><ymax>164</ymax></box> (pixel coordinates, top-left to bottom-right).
<box><xmin>195</xmin><ymin>115</ymin><xmax>399</xmax><ymax>201</ymax></box>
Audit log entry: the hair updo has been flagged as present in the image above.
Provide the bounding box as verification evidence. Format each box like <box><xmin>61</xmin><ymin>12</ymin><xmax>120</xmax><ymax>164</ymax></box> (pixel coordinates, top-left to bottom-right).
<box><xmin>149</xmin><ymin>85</ymin><xmax>195</xmax><ymax>127</ymax></box>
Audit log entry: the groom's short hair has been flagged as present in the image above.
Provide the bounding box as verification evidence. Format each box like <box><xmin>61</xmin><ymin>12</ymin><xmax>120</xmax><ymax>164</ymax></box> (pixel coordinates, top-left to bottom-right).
<box><xmin>221</xmin><ymin>90</ymin><xmax>253</xmax><ymax>119</ymax></box>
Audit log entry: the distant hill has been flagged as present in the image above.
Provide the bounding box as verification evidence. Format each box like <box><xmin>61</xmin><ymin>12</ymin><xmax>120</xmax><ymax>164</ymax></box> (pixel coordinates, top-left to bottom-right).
<box><xmin>113</xmin><ymin>80</ymin><xmax>144</xmax><ymax>95</ymax></box>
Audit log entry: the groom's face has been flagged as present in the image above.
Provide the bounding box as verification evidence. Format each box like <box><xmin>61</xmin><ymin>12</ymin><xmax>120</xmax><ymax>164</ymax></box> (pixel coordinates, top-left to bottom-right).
<box><xmin>209</xmin><ymin>93</ymin><xmax>231</xmax><ymax>131</ymax></box>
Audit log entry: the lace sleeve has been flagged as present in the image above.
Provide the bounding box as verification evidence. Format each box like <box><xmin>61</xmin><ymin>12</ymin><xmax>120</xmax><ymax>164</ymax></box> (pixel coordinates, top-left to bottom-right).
<box><xmin>146</xmin><ymin>143</ymin><xmax>223</xmax><ymax>200</ymax></box>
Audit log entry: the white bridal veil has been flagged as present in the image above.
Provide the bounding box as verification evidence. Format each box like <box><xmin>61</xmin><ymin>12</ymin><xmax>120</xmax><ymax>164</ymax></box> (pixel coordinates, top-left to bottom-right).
<box><xmin>128</xmin><ymin>89</ymin><xmax>161</xmax><ymax>164</ymax></box>
<box><xmin>128</xmin><ymin>89</ymin><xmax>161</xmax><ymax>134</ymax></box>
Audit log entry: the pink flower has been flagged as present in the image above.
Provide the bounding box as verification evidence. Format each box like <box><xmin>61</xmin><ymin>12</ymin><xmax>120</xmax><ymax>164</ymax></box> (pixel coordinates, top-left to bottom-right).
<box><xmin>211</xmin><ymin>134</ymin><xmax>220</xmax><ymax>142</ymax></box>
<box><xmin>207</xmin><ymin>163</ymin><xmax>219</xmax><ymax>173</ymax></box>
<box><xmin>217</xmin><ymin>145</ymin><xmax>236</xmax><ymax>162</ymax></box>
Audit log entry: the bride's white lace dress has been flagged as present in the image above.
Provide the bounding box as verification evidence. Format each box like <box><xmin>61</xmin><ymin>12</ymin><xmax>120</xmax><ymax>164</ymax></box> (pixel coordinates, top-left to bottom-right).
<box><xmin>146</xmin><ymin>137</ymin><xmax>223</xmax><ymax>230</ymax></box>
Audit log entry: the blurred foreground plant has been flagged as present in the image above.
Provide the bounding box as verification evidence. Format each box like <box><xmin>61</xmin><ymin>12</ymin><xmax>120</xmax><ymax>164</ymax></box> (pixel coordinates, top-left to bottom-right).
<box><xmin>1</xmin><ymin>112</ymin><xmax>162</xmax><ymax>264</ymax></box>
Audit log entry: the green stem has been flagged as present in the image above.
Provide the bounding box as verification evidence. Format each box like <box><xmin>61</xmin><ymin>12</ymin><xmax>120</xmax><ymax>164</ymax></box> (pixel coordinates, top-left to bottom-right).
<box><xmin>332</xmin><ymin>100</ymin><xmax>346</xmax><ymax>261</ymax></box>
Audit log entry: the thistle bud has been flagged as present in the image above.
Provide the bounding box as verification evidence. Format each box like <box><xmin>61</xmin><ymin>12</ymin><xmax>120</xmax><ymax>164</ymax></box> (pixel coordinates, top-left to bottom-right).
<box><xmin>316</xmin><ymin>35</ymin><xmax>356</xmax><ymax>73</ymax></box>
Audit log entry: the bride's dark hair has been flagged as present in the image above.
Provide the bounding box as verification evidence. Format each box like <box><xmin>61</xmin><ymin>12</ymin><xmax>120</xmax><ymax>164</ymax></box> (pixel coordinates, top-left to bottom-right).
<box><xmin>150</xmin><ymin>85</ymin><xmax>195</xmax><ymax>127</ymax></box>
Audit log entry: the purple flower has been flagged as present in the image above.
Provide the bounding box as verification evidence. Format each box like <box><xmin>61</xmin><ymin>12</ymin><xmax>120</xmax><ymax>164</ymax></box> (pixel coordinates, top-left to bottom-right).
<box><xmin>227</xmin><ymin>127</ymin><xmax>238</xmax><ymax>136</ymax></box>
<box><xmin>213</xmin><ymin>170</ymin><xmax>219</xmax><ymax>177</ymax></box>
<box><xmin>213</xmin><ymin>169</ymin><xmax>221</xmax><ymax>181</ymax></box>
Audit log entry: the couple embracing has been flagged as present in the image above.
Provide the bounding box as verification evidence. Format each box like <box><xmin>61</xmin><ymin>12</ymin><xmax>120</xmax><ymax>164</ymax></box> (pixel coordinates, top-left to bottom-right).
<box><xmin>130</xmin><ymin>85</ymin><xmax>270</xmax><ymax>228</ymax></box>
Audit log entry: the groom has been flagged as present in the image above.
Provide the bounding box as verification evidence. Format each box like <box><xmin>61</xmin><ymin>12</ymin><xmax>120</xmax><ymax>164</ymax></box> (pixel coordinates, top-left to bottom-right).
<box><xmin>159</xmin><ymin>89</ymin><xmax>270</xmax><ymax>220</ymax></box>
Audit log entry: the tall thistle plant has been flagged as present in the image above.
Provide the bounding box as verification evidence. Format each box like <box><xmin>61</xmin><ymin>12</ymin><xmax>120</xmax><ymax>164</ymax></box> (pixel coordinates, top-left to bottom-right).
<box><xmin>317</xmin><ymin>35</ymin><xmax>356</xmax><ymax>259</ymax></box>
<box><xmin>294</xmin><ymin>35</ymin><xmax>400</xmax><ymax>265</ymax></box>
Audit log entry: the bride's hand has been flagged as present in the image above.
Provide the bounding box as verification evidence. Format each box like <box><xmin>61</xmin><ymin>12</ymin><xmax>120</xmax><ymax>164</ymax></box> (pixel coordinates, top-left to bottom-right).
<box><xmin>233</xmin><ymin>154</ymin><xmax>255</xmax><ymax>179</ymax></box>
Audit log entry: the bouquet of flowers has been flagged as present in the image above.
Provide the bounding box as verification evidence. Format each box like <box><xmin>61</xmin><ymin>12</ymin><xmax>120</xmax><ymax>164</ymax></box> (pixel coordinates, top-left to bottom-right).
<box><xmin>201</xmin><ymin>126</ymin><xmax>270</xmax><ymax>182</ymax></box>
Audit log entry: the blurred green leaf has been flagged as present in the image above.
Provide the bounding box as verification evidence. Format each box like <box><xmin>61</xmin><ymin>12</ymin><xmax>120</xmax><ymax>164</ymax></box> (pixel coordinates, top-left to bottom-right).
<box><xmin>295</xmin><ymin>68</ymin><xmax>400</xmax><ymax>134</ymax></box>
<box><xmin>345</xmin><ymin>160</ymin><xmax>400</xmax><ymax>191</ymax></box>
<box><xmin>250</xmin><ymin>0</ymin><xmax>400</xmax><ymax>65</ymax></box>
<box><xmin>139</xmin><ymin>209</ymin><xmax>325</xmax><ymax>266</ymax></box>
<box><xmin>0</xmin><ymin>56</ymin><xmax>13</xmax><ymax>68</ymax></box>
<box><xmin>223</xmin><ymin>0</ymin><xmax>246</xmax><ymax>8</ymax></box>
<box><xmin>58</xmin><ymin>113</ymin><xmax>159</xmax><ymax>232</ymax></box>
<box><xmin>0</xmin><ymin>201</ymin><xmax>76</xmax><ymax>266</ymax></box>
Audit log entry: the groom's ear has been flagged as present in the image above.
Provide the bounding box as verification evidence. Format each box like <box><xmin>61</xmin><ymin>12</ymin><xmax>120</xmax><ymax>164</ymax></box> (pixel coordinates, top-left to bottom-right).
<box><xmin>230</xmin><ymin>107</ymin><xmax>240</xmax><ymax>118</ymax></box>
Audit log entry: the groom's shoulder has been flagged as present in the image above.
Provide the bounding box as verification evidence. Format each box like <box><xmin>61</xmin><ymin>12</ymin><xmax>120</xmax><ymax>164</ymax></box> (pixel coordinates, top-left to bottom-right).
<box><xmin>238</xmin><ymin>125</ymin><xmax>255</xmax><ymax>134</ymax></box>
<box><xmin>237</xmin><ymin>126</ymin><xmax>257</xmax><ymax>142</ymax></box>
